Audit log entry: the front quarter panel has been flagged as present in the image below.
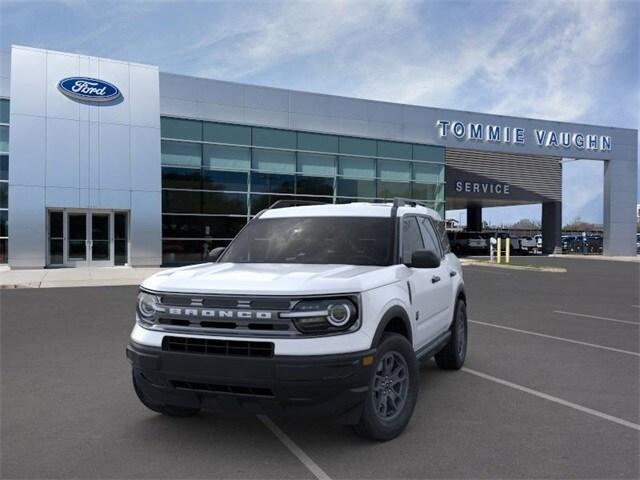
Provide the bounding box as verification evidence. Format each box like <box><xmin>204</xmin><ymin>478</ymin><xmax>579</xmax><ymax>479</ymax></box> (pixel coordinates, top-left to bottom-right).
<box><xmin>361</xmin><ymin>281</ymin><xmax>413</xmax><ymax>349</ymax></box>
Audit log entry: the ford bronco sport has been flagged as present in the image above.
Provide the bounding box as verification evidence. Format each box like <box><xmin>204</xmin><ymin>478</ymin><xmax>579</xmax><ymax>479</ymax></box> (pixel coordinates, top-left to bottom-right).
<box><xmin>127</xmin><ymin>199</ymin><xmax>467</xmax><ymax>441</ymax></box>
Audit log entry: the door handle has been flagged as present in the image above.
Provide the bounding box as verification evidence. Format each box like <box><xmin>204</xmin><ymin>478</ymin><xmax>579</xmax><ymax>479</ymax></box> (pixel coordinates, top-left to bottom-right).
<box><xmin>431</xmin><ymin>275</ymin><xmax>441</xmax><ymax>284</ymax></box>
<box><xmin>449</xmin><ymin>270</ymin><xmax>457</xmax><ymax>277</ymax></box>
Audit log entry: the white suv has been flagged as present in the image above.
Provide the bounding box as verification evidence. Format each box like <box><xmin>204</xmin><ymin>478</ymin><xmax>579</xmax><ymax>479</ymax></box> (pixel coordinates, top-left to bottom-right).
<box><xmin>127</xmin><ymin>199</ymin><xmax>467</xmax><ymax>441</ymax></box>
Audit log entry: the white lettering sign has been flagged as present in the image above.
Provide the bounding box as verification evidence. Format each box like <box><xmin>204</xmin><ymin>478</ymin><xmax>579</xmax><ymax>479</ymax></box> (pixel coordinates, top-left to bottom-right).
<box><xmin>437</xmin><ymin>120</ymin><xmax>612</xmax><ymax>152</ymax></box>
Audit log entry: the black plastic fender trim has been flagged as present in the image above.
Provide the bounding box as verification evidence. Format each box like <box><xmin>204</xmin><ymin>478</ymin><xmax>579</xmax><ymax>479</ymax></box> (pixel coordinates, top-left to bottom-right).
<box><xmin>370</xmin><ymin>305</ymin><xmax>413</xmax><ymax>348</ymax></box>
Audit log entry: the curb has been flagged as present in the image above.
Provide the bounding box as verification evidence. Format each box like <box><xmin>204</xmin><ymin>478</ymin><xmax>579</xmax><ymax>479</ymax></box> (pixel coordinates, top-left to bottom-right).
<box><xmin>461</xmin><ymin>260</ymin><xmax>566</xmax><ymax>273</ymax></box>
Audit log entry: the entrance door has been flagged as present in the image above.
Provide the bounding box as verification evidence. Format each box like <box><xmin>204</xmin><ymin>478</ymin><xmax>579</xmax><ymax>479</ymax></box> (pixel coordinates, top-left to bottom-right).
<box><xmin>47</xmin><ymin>210</ymin><xmax>129</xmax><ymax>267</ymax></box>
<box><xmin>66</xmin><ymin>212</ymin><xmax>88</xmax><ymax>266</ymax></box>
<box><xmin>90</xmin><ymin>213</ymin><xmax>112</xmax><ymax>266</ymax></box>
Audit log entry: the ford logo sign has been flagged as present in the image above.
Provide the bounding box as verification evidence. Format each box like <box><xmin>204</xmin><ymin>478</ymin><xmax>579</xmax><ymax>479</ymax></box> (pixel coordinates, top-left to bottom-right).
<box><xmin>58</xmin><ymin>77</ymin><xmax>121</xmax><ymax>102</ymax></box>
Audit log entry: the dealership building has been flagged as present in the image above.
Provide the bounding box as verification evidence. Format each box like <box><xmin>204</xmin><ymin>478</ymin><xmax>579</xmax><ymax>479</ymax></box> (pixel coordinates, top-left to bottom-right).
<box><xmin>0</xmin><ymin>45</ymin><xmax>637</xmax><ymax>268</ymax></box>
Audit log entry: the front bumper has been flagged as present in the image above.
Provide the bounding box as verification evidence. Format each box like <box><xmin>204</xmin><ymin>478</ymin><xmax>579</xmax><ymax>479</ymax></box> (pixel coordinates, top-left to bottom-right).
<box><xmin>127</xmin><ymin>341</ymin><xmax>376</xmax><ymax>422</ymax></box>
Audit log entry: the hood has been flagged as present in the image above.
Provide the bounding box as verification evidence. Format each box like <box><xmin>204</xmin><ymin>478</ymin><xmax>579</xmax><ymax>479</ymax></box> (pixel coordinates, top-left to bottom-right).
<box><xmin>142</xmin><ymin>262</ymin><xmax>404</xmax><ymax>295</ymax></box>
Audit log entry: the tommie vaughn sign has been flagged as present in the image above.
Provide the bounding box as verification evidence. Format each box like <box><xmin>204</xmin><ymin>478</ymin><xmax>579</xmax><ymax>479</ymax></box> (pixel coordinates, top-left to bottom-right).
<box><xmin>436</xmin><ymin>120</ymin><xmax>612</xmax><ymax>152</ymax></box>
<box><xmin>58</xmin><ymin>77</ymin><xmax>121</xmax><ymax>102</ymax></box>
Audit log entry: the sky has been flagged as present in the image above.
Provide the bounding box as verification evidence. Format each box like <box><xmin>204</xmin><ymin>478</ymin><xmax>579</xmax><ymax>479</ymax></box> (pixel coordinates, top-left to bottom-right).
<box><xmin>0</xmin><ymin>0</ymin><xmax>638</xmax><ymax>226</ymax></box>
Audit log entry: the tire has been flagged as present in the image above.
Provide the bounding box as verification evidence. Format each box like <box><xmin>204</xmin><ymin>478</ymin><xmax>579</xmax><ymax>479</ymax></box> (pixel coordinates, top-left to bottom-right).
<box><xmin>435</xmin><ymin>299</ymin><xmax>468</xmax><ymax>370</ymax></box>
<box><xmin>132</xmin><ymin>371</ymin><xmax>200</xmax><ymax>418</ymax></box>
<box><xmin>354</xmin><ymin>333</ymin><xmax>419</xmax><ymax>441</ymax></box>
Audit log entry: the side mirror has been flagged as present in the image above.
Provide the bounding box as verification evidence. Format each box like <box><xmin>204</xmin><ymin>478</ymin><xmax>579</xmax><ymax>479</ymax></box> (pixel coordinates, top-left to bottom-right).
<box><xmin>407</xmin><ymin>249</ymin><xmax>440</xmax><ymax>269</ymax></box>
<box><xmin>207</xmin><ymin>246</ymin><xmax>226</xmax><ymax>262</ymax></box>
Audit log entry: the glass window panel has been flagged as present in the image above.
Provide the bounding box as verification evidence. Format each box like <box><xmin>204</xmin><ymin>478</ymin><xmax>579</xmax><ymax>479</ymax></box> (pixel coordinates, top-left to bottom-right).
<box><xmin>297</xmin><ymin>132</ymin><xmax>339</xmax><ymax>153</ymax></box>
<box><xmin>296</xmin><ymin>176</ymin><xmax>334</xmax><ymax>196</ymax></box>
<box><xmin>338</xmin><ymin>156</ymin><xmax>376</xmax><ymax>179</ymax></box>
<box><xmin>202</xmin><ymin>192</ymin><xmax>246</xmax><ymax>214</ymax></box>
<box><xmin>339</xmin><ymin>137</ymin><xmax>376</xmax><ymax>157</ymax></box>
<box><xmin>0</xmin><ymin>238</ymin><xmax>6</xmax><ymax>264</ymax></box>
<box><xmin>252</xmin><ymin>149</ymin><xmax>296</xmax><ymax>173</ymax></box>
<box><xmin>161</xmin><ymin>117</ymin><xmax>201</xmax><ymax>141</ymax></box>
<box><xmin>336</xmin><ymin>197</ymin><xmax>382</xmax><ymax>204</ymax></box>
<box><xmin>48</xmin><ymin>239</ymin><xmax>62</xmax><ymax>265</ymax></box>
<box><xmin>203</xmin><ymin>122</ymin><xmax>251</xmax><ymax>145</ymax></box>
<box><xmin>252</xmin><ymin>127</ymin><xmax>296</xmax><ymax>149</ymax></box>
<box><xmin>377</xmin><ymin>181</ymin><xmax>411</xmax><ymax>199</ymax></box>
<box><xmin>67</xmin><ymin>214</ymin><xmax>87</xmax><ymax>260</ymax></box>
<box><xmin>251</xmin><ymin>172</ymin><xmax>295</xmax><ymax>194</ymax></box>
<box><xmin>161</xmin><ymin>141</ymin><xmax>201</xmax><ymax>167</ymax></box>
<box><xmin>0</xmin><ymin>210</ymin><xmax>7</xmax><ymax>237</ymax></box>
<box><xmin>202</xmin><ymin>216</ymin><xmax>246</xmax><ymax>238</ymax></box>
<box><xmin>378</xmin><ymin>160</ymin><xmax>411</xmax><ymax>181</ymax></box>
<box><xmin>162</xmin><ymin>167</ymin><xmax>201</xmax><ymax>190</ymax></box>
<box><xmin>163</xmin><ymin>215</ymin><xmax>203</xmax><ymax>238</ymax></box>
<box><xmin>49</xmin><ymin>211</ymin><xmax>63</xmax><ymax>238</ymax></box>
<box><xmin>413</xmin><ymin>163</ymin><xmax>444</xmax><ymax>183</ymax></box>
<box><xmin>162</xmin><ymin>190</ymin><xmax>201</xmax><ymax>213</ymax></box>
<box><xmin>203</xmin><ymin>144</ymin><xmax>250</xmax><ymax>170</ymax></box>
<box><xmin>162</xmin><ymin>239</ymin><xmax>230</xmax><ymax>266</ymax></box>
<box><xmin>336</xmin><ymin>178</ymin><xmax>376</xmax><ymax>198</ymax></box>
<box><xmin>0</xmin><ymin>99</ymin><xmax>9</xmax><ymax>124</ymax></box>
<box><xmin>0</xmin><ymin>126</ymin><xmax>8</xmax><ymax>154</ymax></box>
<box><xmin>0</xmin><ymin>155</ymin><xmax>7</xmax><ymax>180</ymax></box>
<box><xmin>297</xmin><ymin>153</ymin><xmax>336</xmax><ymax>177</ymax></box>
<box><xmin>114</xmin><ymin>213</ymin><xmax>128</xmax><ymax>266</ymax></box>
<box><xmin>412</xmin><ymin>182</ymin><xmax>442</xmax><ymax>202</ymax></box>
<box><xmin>417</xmin><ymin>217</ymin><xmax>441</xmax><ymax>257</ymax></box>
<box><xmin>378</xmin><ymin>141</ymin><xmax>412</xmax><ymax>160</ymax></box>
<box><xmin>402</xmin><ymin>216</ymin><xmax>424</xmax><ymax>263</ymax></box>
<box><xmin>413</xmin><ymin>144</ymin><xmax>445</xmax><ymax>163</ymax></box>
<box><xmin>249</xmin><ymin>194</ymin><xmax>297</xmax><ymax>214</ymax></box>
<box><xmin>0</xmin><ymin>182</ymin><xmax>6</xmax><ymax>208</ymax></box>
<box><xmin>202</xmin><ymin>170</ymin><xmax>248</xmax><ymax>192</ymax></box>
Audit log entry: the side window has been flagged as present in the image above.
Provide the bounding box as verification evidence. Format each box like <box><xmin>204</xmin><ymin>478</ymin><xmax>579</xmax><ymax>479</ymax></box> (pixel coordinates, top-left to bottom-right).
<box><xmin>434</xmin><ymin>220</ymin><xmax>451</xmax><ymax>254</ymax></box>
<box><xmin>402</xmin><ymin>216</ymin><xmax>424</xmax><ymax>263</ymax></box>
<box><xmin>418</xmin><ymin>217</ymin><xmax>442</xmax><ymax>257</ymax></box>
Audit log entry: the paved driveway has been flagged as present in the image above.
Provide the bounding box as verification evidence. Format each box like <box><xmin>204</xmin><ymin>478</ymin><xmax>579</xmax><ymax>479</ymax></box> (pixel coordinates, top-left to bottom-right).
<box><xmin>2</xmin><ymin>257</ymin><xmax>638</xmax><ymax>479</ymax></box>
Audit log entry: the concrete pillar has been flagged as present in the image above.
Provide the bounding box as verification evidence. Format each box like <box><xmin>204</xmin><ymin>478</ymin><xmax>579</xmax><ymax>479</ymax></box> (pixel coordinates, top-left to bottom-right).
<box><xmin>467</xmin><ymin>205</ymin><xmax>482</xmax><ymax>232</ymax></box>
<box><xmin>542</xmin><ymin>201</ymin><xmax>562</xmax><ymax>254</ymax></box>
<box><xmin>603</xmin><ymin>158</ymin><xmax>637</xmax><ymax>256</ymax></box>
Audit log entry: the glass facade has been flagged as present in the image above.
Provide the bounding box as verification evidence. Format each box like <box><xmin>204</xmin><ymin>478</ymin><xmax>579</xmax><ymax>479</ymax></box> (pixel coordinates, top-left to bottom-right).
<box><xmin>160</xmin><ymin>117</ymin><xmax>445</xmax><ymax>265</ymax></box>
<box><xmin>0</xmin><ymin>99</ymin><xmax>8</xmax><ymax>264</ymax></box>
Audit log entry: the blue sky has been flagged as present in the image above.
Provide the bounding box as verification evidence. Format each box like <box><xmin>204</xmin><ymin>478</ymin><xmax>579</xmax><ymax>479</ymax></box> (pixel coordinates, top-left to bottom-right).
<box><xmin>1</xmin><ymin>0</ymin><xmax>638</xmax><ymax>225</ymax></box>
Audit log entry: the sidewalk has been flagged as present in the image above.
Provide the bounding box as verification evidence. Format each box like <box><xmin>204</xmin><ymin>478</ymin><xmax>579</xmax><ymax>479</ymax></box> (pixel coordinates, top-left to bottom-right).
<box><xmin>0</xmin><ymin>266</ymin><xmax>165</xmax><ymax>289</ymax></box>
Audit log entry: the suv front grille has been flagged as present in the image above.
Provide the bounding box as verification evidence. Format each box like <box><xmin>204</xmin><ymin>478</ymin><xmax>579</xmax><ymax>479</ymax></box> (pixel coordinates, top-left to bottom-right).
<box><xmin>162</xmin><ymin>336</ymin><xmax>274</xmax><ymax>358</ymax></box>
<box><xmin>171</xmin><ymin>380</ymin><xmax>274</xmax><ymax>397</ymax></box>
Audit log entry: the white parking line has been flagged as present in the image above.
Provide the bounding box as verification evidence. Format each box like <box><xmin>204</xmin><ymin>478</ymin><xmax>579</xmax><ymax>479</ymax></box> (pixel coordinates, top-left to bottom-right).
<box><xmin>469</xmin><ymin>319</ymin><xmax>640</xmax><ymax>357</ymax></box>
<box><xmin>463</xmin><ymin>368</ymin><xmax>640</xmax><ymax>431</ymax></box>
<box><xmin>554</xmin><ymin>310</ymin><xmax>640</xmax><ymax>326</ymax></box>
<box><xmin>258</xmin><ymin>414</ymin><xmax>331</xmax><ymax>480</ymax></box>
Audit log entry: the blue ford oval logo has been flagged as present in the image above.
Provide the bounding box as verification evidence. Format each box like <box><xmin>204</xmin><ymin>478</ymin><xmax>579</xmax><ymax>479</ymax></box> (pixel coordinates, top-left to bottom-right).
<box><xmin>58</xmin><ymin>77</ymin><xmax>121</xmax><ymax>102</ymax></box>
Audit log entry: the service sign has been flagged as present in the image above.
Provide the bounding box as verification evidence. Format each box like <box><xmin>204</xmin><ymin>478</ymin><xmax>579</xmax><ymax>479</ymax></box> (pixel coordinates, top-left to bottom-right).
<box><xmin>58</xmin><ymin>77</ymin><xmax>121</xmax><ymax>102</ymax></box>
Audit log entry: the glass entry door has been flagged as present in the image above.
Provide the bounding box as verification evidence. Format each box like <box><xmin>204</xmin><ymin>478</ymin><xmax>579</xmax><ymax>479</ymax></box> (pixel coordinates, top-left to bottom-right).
<box><xmin>47</xmin><ymin>210</ymin><xmax>129</xmax><ymax>267</ymax></box>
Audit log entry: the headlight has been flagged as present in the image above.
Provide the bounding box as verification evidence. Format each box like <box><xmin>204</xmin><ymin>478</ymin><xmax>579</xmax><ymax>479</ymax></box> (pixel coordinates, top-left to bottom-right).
<box><xmin>281</xmin><ymin>297</ymin><xmax>359</xmax><ymax>334</ymax></box>
<box><xmin>136</xmin><ymin>291</ymin><xmax>159</xmax><ymax>325</ymax></box>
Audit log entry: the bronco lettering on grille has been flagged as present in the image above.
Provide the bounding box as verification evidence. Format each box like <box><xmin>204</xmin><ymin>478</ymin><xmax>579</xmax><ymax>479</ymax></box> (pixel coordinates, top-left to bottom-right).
<box><xmin>156</xmin><ymin>306</ymin><xmax>273</xmax><ymax>320</ymax></box>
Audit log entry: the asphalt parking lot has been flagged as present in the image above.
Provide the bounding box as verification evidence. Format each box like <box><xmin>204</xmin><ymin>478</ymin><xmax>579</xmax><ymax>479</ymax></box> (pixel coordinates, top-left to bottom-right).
<box><xmin>2</xmin><ymin>257</ymin><xmax>639</xmax><ymax>479</ymax></box>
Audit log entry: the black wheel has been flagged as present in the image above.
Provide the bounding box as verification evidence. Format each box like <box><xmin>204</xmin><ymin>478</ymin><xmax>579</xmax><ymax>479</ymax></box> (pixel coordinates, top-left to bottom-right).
<box><xmin>354</xmin><ymin>333</ymin><xmax>419</xmax><ymax>441</ymax></box>
<box><xmin>132</xmin><ymin>371</ymin><xmax>200</xmax><ymax>417</ymax></box>
<box><xmin>435</xmin><ymin>299</ymin><xmax>468</xmax><ymax>370</ymax></box>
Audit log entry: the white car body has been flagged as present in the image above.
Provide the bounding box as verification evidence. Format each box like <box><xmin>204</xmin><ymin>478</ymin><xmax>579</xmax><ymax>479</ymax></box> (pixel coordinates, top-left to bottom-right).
<box><xmin>134</xmin><ymin>203</ymin><xmax>464</xmax><ymax>356</ymax></box>
<box><xmin>127</xmin><ymin>201</ymin><xmax>467</xmax><ymax>437</ymax></box>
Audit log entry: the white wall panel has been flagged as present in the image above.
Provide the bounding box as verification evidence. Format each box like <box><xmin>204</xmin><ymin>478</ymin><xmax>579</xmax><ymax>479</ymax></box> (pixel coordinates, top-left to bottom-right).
<box><xmin>9</xmin><ymin>113</ymin><xmax>45</xmax><ymax>186</ymax></box>
<box><xmin>98</xmin><ymin>122</ymin><xmax>130</xmax><ymax>191</ymax></box>
<box><xmin>10</xmin><ymin>47</ymin><xmax>46</xmax><ymax>116</ymax></box>
<box><xmin>46</xmin><ymin>117</ymin><xmax>79</xmax><ymax>188</ymax></box>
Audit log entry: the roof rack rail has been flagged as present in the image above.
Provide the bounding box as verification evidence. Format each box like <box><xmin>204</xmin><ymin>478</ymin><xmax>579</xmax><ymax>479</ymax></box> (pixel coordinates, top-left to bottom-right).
<box><xmin>268</xmin><ymin>199</ymin><xmax>328</xmax><ymax>210</ymax></box>
<box><xmin>390</xmin><ymin>197</ymin><xmax>430</xmax><ymax>217</ymax></box>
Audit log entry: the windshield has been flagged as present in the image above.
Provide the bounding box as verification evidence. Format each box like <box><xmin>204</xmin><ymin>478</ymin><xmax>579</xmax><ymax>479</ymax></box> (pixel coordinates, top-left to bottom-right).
<box><xmin>220</xmin><ymin>216</ymin><xmax>395</xmax><ymax>266</ymax></box>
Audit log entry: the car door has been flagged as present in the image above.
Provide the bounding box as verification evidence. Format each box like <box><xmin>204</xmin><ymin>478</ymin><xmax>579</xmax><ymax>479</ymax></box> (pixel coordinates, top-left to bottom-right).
<box><xmin>400</xmin><ymin>216</ymin><xmax>449</xmax><ymax>349</ymax></box>
<box><xmin>418</xmin><ymin>216</ymin><xmax>454</xmax><ymax>335</ymax></box>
